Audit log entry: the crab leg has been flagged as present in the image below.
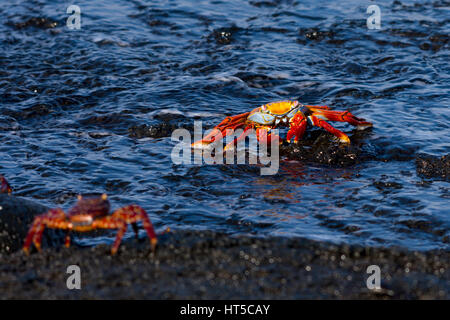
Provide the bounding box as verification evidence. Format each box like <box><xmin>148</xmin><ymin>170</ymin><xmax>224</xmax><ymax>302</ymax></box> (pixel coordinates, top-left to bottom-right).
<box><xmin>23</xmin><ymin>217</ymin><xmax>41</xmax><ymax>253</ymax></box>
<box><xmin>33</xmin><ymin>217</ymin><xmax>72</xmax><ymax>251</ymax></box>
<box><xmin>223</xmin><ymin>125</ymin><xmax>253</xmax><ymax>152</ymax></box>
<box><xmin>191</xmin><ymin>112</ymin><xmax>250</xmax><ymax>149</ymax></box>
<box><xmin>23</xmin><ymin>209</ymin><xmax>68</xmax><ymax>254</ymax></box>
<box><xmin>89</xmin><ymin>216</ymin><xmax>127</xmax><ymax>255</ymax></box>
<box><xmin>305</xmin><ymin>105</ymin><xmax>331</xmax><ymax>111</ymax></box>
<box><xmin>191</xmin><ymin>128</ymin><xmax>222</xmax><ymax>149</ymax></box>
<box><xmin>111</xmin><ymin>220</ymin><xmax>127</xmax><ymax>255</ymax></box>
<box><xmin>310</xmin><ymin>115</ymin><xmax>350</xmax><ymax>144</ymax></box>
<box><xmin>311</xmin><ymin>109</ymin><xmax>372</xmax><ymax>129</ymax></box>
<box><xmin>65</xmin><ymin>231</ymin><xmax>71</xmax><ymax>248</ymax></box>
<box><xmin>287</xmin><ymin>113</ymin><xmax>307</xmax><ymax>143</ymax></box>
<box><xmin>256</xmin><ymin>127</ymin><xmax>282</xmax><ymax>146</ymax></box>
<box><xmin>110</xmin><ymin>205</ymin><xmax>158</xmax><ymax>254</ymax></box>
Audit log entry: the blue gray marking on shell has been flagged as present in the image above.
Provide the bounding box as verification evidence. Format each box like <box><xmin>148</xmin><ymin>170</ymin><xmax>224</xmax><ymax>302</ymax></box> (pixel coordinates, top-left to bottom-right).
<box><xmin>247</xmin><ymin>112</ymin><xmax>276</xmax><ymax>125</ymax></box>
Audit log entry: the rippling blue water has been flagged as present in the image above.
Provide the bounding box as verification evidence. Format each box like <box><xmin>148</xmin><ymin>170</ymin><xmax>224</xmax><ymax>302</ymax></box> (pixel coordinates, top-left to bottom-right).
<box><xmin>0</xmin><ymin>0</ymin><xmax>448</xmax><ymax>250</ymax></box>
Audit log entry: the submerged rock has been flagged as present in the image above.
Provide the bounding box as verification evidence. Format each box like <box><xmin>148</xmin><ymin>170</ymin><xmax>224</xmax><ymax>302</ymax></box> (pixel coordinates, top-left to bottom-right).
<box><xmin>7</xmin><ymin>17</ymin><xmax>59</xmax><ymax>30</ymax></box>
<box><xmin>0</xmin><ymin>194</ymin><xmax>64</xmax><ymax>253</ymax></box>
<box><xmin>416</xmin><ymin>154</ymin><xmax>449</xmax><ymax>181</ymax></box>
<box><xmin>128</xmin><ymin>123</ymin><xmax>181</xmax><ymax>139</ymax></box>
<box><xmin>128</xmin><ymin>112</ymin><xmax>194</xmax><ymax>139</ymax></box>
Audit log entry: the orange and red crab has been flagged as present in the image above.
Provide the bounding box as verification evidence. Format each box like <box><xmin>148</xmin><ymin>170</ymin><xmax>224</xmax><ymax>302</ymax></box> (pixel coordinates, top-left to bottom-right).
<box><xmin>191</xmin><ymin>100</ymin><xmax>372</xmax><ymax>151</ymax></box>
<box><xmin>0</xmin><ymin>175</ymin><xmax>12</xmax><ymax>194</ymax></box>
<box><xmin>23</xmin><ymin>194</ymin><xmax>159</xmax><ymax>255</ymax></box>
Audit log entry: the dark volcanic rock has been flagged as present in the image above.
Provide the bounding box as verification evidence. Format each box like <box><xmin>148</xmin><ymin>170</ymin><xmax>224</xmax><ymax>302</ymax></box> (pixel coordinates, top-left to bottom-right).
<box><xmin>299</xmin><ymin>28</ymin><xmax>335</xmax><ymax>41</ymax></box>
<box><xmin>0</xmin><ymin>194</ymin><xmax>64</xmax><ymax>253</ymax></box>
<box><xmin>0</xmin><ymin>192</ymin><xmax>447</xmax><ymax>299</ymax></box>
<box><xmin>416</xmin><ymin>154</ymin><xmax>449</xmax><ymax>181</ymax></box>
<box><xmin>128</xmin><ymin>113</ymin><xmax>193</xmax><ymax>139</ymax></box>
<box><xmin>7</xmin><ymin>17</ymin><xmax>59</xmax><ymax>30</ymax></box>
<box><xmin>208</xmin><ymin>26</ymin><xmax>240</xmax><ymax>45</ymax></box>
<box><xmin>0</xmin><ymin>229</ymin><xmax>448</xmax><ymax>299</ymax></box>
<box><xmin>279</xmin><ymin>131</ymin><xmax>366</xmax><ymax>166</ymax></box>
<box><xmin>128</xmin><ymin>123</ymin><xmax>181</xmax><ymax>139</ymax></box>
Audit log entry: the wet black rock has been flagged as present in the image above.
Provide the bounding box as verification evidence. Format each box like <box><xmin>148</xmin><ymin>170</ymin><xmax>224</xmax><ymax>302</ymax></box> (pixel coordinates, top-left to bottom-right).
<box><xmin>213</xmin><ymin>30</ymin><xmax>233</xmax><ymax>45</ymax></box>
<box><xmin>129</xmin><ymin>123</ymin><xmax>175</xmax><ymax>139</ymax></box>
<box><xmin>128</xmin><ymin>111</ymin><xmax>195</xmax><ymax>139</ymax></box>
<box><xmin>7</xmin><ymin>17</ymin><xmax>59</xmax><ymax>30</ymax></box>
<box><xmin>300</xmin><ymin>28</ymin><xmax>335</xmax><ymax>41</ymax></box>
<box><xmin>209</xmin><ymin>26</ymin><xmax>240</xmax><ymax>45</ymax></box>
<box><xmin>0</xmin><ymin>194</ymin><xmax>64</xmax><ymax>253</ymax></box>
<box><xmin>279</xmin><ymin>131</ymin><xmax>365</xmax><ymax>166</ymax></box>
<box><xmin>0</xmin><ymin>229</ymin><xmax>448</xmax><ymax>299</ymax></box>
<box><xmin>416</xmin><ymin>154</ymin><xmax>449</xmax><ymax>181</ymax></box>
<box><xmin>128</xmin><ymin>123</ymin><xmax>192</xmax><ymax>139</ymax></box>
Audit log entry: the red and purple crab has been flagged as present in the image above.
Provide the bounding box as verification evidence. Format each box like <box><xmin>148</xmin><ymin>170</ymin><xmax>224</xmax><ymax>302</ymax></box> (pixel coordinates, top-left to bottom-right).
<box><xmin>23</xmin><ymin>194</ymin><xmax>159</xmax><ymax>255</ymax></box>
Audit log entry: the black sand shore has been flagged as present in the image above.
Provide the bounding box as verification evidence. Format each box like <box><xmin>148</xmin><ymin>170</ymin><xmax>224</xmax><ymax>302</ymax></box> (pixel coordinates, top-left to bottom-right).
<box><xmin>0</xmin><ymin>194</ymin><xmax>448</xmax><ymax>299</ymax></box>
<box><xmin>1</xmin><ymin>229</ymin><xmax>448</xmax><ymax>299</ymax></box>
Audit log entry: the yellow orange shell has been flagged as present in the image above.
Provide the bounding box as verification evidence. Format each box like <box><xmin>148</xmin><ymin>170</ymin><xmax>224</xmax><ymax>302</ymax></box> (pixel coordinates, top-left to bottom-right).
<box><xmin>247</xmin><ymin>100</ymin><xmax>300</xmax><ymax>126</ymax></box>
<box><xmin>263</xmin><ymin>100</ymin><xmax>298</xmax><ymax>115</ymax></box>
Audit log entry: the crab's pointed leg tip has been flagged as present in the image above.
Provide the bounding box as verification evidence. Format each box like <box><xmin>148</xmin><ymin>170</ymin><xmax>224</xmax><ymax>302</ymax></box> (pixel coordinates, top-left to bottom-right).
<box><xmin>147</xmin><ymin>239</ymin><xmax>157</xmax><ymax>253</ymax></box>
<box><xmin>335</xmin><ymin>135</ymin><xmax>350</xmax><ymax>144</ymax></box>
<box><xmin>23</xmin><ymin>248</ymin><xmax>30</xmax><ymax>255</ymax></box>
<box><xmin>356</xmin><ymin>122</ymin><xmax>373</xmax><ymax>130</ymax></box>
<box><xmin>191</xmin><ymin>140</ymin><xmax>211</xmax><ymax>149</ymax></box>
